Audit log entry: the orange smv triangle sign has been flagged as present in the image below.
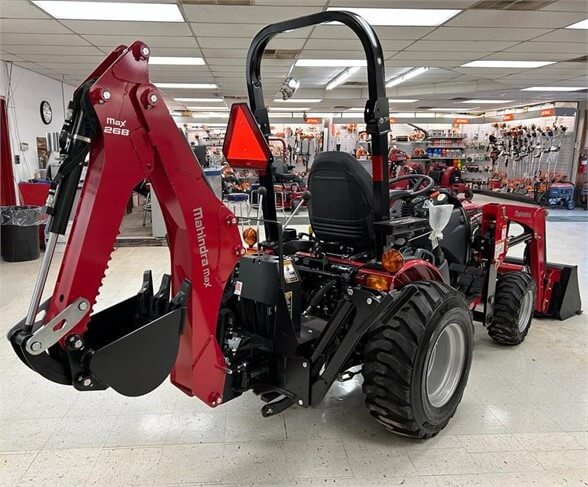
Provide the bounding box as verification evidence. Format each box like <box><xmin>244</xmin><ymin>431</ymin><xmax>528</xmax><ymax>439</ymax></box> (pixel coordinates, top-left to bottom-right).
<box><xmin>223</xmin><ymin>103</ymin><xmax>271</xmax><ymax>173</ymax></box>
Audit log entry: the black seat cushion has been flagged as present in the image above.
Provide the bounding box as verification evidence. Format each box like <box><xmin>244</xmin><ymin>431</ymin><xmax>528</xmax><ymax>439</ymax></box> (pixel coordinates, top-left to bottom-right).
<box><xmin>308</xmin><ymin>152</ymin><xmax>375</xmax><ymax>245</ymax></box>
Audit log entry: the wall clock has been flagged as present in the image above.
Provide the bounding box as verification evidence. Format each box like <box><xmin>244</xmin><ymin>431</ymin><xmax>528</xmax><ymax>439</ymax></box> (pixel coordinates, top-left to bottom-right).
<box><xmin>40</xmin><ymin>100</ymin><xmax>52</xmax><ymax>125</ymax></box>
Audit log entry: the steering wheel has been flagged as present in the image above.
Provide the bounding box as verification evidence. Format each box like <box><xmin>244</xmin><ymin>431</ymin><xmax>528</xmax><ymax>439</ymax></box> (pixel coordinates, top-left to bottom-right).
<box><xmin>389</xmin><ymin>174</ymin><xmax>435</xmax><ymax>198</ymax></box>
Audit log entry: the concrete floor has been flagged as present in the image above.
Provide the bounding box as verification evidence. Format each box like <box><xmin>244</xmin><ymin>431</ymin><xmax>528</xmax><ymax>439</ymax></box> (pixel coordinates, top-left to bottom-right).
<box><xmin>0</xmin><ymin>214</ymin><xmax>587</xmax><ymax>486</ymax></box>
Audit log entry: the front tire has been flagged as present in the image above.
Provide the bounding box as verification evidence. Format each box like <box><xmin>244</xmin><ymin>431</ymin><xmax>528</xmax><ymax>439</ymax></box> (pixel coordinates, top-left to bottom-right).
<box><xmin>487</xmin><ymin>272</ymin><xmax>535</xmax><ymax>345</ymax></box>
<box><xmin>362</xmin><ymin>281</ymin><xmax>474</xmax><ymax>439</ymax></box>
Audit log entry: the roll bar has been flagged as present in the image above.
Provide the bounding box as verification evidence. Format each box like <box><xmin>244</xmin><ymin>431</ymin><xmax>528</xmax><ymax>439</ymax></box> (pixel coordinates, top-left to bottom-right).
<box><xmin>246</xmin><ymin>11</ymin><xmax>392</xmax><ymax>230</ymax></box>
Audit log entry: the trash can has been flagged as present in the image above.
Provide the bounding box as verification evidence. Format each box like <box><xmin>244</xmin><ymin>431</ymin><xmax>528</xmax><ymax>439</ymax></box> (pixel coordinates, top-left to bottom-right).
<box><xmin>1</xmin><ymin>205</ymin><xmax>42</xmax><ymax>262</ymax></box>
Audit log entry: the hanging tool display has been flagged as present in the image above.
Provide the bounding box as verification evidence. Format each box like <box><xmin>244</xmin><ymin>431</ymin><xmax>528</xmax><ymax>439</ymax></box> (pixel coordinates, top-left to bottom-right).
<box><xmin>487</xmin><ymin>123</ymin><xmax>569</xmax><ymax>197</ymax></box>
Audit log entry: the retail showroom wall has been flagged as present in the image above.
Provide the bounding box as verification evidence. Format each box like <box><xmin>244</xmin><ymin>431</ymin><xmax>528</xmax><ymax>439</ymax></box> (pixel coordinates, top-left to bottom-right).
<box><xmin>0</xmin><ymin>61</ymin><xmax>74</xmax><ymax>182</ymax></box>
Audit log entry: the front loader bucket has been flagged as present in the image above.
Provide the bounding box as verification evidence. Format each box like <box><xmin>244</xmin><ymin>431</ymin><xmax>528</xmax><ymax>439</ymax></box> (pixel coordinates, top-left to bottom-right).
<box><xmin>546</xmin><ymin>263</ymin><xmax>582</xmax><ymax>320</ymax></box>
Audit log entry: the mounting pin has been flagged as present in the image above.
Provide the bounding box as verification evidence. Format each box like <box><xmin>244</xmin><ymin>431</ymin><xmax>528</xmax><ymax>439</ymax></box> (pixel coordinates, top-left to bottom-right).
<box><xmin>30</xmin><ymin>341</ymin><xmax>42</xmax><ymax>352</ymax></box>
<box><xmin>78</xmin><ymin>301</ymin><xmax>88</xmax><ymax>311</ymax></box>
<box><xmin>101</xmin><ymin>90</ymin><xmax>111</xmax><ymax>102</ymax></box>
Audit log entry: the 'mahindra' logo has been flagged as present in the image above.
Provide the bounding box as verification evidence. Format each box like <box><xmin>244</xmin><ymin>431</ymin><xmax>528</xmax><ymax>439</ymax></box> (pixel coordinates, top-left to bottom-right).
<box><xmin>193</xmin><ymin>207</ymin><xmax>212</xmax><ymax>288</ymax></box>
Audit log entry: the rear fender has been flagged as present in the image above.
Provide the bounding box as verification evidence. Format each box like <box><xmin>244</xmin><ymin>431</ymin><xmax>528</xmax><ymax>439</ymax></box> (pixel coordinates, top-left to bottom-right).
<box><xmin>392</xmin><ymin>259</ymin><xmax>444</xmax><ymax>289</ymax></box>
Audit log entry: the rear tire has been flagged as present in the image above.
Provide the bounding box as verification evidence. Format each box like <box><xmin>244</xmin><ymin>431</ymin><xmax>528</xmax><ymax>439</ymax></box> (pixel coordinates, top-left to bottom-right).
<box><xmin>487</xmin><ymin>272</ymin><xmax>535</xmax><ymax>346</ymax></box>
<box><xmin>362</xmin><ymin>281</ymin><xmax>474</xmax><ymax>439</ymax></box>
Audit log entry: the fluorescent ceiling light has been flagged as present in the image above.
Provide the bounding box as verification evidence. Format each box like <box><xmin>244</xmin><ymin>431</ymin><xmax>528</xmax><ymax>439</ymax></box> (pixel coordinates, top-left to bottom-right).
<box><xmin>32</xmin><ymin>1</ymin><xmax>183</xmax><ymax>21</ymax></box>
<box><xmin>156</xmin><ymin>83</ymin><xmax>218</xmax><ymax>89</ymax></box>
<box><xmin>269</xmin><ymin>107</ymin><xmax>310</xmax><ymax>112</ymax></box>
<box><xmin>462</xmin><ymin>99</ymin><xmax>514</xmax><ymax>103</ymax></box>
<box><xmin>389</xmin><ymin>99</ymin><xmax>419</xmax><ymax>103</ymax></box>
<box><xmin>521</xmin><ymin>86</ymin><xmax>586</xmax><ymax>92</ymax></box>
<box><xmin>268</xmin><ymin>113</ymin><xmax>293</xmax><ymax>118</ymax></box>
<box><xmin>295</xmin><ymin>59</ymin><xmax>366</xmax><ymax>67</ymax></box>
<box><xmin>386</xmin><ymin>67</ymin><xmax>428</xmax><ymax>88</ymax></box>
<box><xmin>427</xmin><ymin>108</ymin><xmax>479</xmax><ymax>111</ymax></box>
<box><xmin>150</xmin><ymin>57</ymin><xmax>205</xmax><ymax>66</ymax></box>
<box><xmin>191</xmin><ymin>112</ymin><xmax>228</xmax><ymax>118</ymax></box>
<box><xmin>461</xmin><ymin>60</ymin><xmax>554</xmax><ymax>68</ymax></box>
<box><xmin>307</xmin><ymin>113</ymin><xmax>342</xmax><ymax>118</ymax></box>
<box><xmin>341</xmin><ymin>113</ymin><xmax>362</xmax><ymax>118</ymax></box>
<box><xmin>326</xmin><ymin>7</ymin><xmax>461</xmax><ymax>26</ymax></box>
<box><xmin>566</xmin><ymin>19</ymin><xmax>588</xmax><ymax>29</ymax></box>
<box><xmin>273</xmin><ymin>98</ymin><xmax>321</xmax><ymax>103</ymax></box>
<box><xmin>187</xmin><ymin>106</ymin><xmax>229</xmax><ymax>111</ymax></box>
<box><xmin>326</xmin><ymin>66</ymin><xmax>360</xmax><ymax>91</ymax></box>
<box><xmin>175</xmin><ymin>98</ymin><xmax>225</xmax><ymax>102</ymax></box>
<box><xmin>390</xmin><ymin>112</ymin><xmax>415</xmax><ymax>118</ymax></box>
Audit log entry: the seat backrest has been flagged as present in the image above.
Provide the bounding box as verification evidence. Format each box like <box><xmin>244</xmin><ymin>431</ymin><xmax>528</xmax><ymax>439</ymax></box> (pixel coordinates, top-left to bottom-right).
<box><xmin>308</xmin><ymin>151</ymin><xmax>375</xmax><ymax>245</ymax></box>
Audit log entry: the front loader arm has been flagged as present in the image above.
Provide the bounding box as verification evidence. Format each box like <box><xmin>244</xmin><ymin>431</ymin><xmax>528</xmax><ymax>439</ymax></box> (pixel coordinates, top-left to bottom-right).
<box><xmin>9</xmin><ymin>42</ymin><xmax>243</xmax><ymax>406</ymax></box>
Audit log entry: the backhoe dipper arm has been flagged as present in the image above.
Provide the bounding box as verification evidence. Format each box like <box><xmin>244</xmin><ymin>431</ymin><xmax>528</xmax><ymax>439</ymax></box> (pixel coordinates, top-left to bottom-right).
<box><xmin>10</xmin><ymin>42</ymin><xmax>243</xmax><ymax>405</ymax></box>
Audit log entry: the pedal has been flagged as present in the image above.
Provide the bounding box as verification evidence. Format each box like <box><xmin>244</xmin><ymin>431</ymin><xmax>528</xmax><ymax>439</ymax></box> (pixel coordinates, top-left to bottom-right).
<box><xmin>260</xmin><ymin>391</ymin><xmax>280</xmax><ymax>403</ymax></box>
<box><xmin>261</xmin><ymin>396</ymin><xmax>294</xmax><ymax>417</ymax></box>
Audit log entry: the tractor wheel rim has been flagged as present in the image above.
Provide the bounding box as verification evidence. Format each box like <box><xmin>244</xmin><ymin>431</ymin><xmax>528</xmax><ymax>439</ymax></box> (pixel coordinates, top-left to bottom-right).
<box><xmin>518</xmin><ymin>289</ymin><xmax>534</xmax><ymax>333</ymax></box>
<box><xmin>425</xmin><ymin>322</ymin><xmax>466</xmax><ymax>408</ymax></box>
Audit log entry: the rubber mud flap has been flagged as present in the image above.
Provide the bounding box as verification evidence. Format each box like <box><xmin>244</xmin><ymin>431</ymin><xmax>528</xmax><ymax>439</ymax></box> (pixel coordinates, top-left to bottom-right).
<box><xmin>89</xmin><ymin>307</ymin><xmax>184</xmax><ymax>396</ymax></box>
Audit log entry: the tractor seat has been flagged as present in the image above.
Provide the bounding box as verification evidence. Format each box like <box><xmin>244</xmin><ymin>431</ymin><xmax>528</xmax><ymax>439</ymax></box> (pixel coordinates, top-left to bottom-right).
<box><xmin>308</xmin><ymin>152</ymin><xmax>375</xmax><ymax>246</ymax></box>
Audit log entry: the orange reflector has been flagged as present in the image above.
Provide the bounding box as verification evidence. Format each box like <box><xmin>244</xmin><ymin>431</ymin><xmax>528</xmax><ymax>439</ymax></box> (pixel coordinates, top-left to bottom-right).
<box><xmin>243</xmin><ymin>227</ymin><xmax>257</xmax><ymax>247</ymax></box>
<box><xmin>222</xmin><ymin>103</ymin><xmax>271</xmax><ymax>173</ymax></box>
<box><xmin>382</xmin><ymin>249</ymin><xmax>404</xmax><ymax>273</ymax></box>
<box><xmin>366</xmin><ymin>274</ymin><xmax>392</xmax><ymax>292</ymax></box>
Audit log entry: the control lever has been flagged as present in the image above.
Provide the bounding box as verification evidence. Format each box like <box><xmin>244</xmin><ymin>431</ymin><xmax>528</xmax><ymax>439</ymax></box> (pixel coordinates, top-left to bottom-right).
<box><xmin>283</xmin><ymin>191</ymin><xmax>311</xmax><ymax>228</ymax></box>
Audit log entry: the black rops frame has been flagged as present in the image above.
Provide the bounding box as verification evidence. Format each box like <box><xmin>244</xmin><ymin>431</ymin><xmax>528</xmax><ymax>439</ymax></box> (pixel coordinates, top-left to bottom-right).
<box><xmin>245</xmin><ymin>11</ymin><xmax>391</xmax><ymax>246</ymax></box>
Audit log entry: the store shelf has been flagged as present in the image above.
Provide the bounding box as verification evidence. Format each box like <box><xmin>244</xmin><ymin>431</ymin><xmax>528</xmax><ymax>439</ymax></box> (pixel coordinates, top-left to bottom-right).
<box><xmin>428</xmin><ymin>157</ymin><xmax>467</xmax><ymax>160</ymax></box>
<box><xmin>426</xmin><ymin>145</ymin><xmax>465</xmax><ymax>149</ymax></box>
<box><xmin>428</xmin><ymin>136</ymin><xmax>467</xmax><ymax>140</ymax></box>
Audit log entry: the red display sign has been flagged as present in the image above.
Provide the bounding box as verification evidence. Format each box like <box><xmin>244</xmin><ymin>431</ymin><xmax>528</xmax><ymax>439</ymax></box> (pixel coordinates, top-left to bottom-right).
<box><xmin>503</xmin><ymin>114</ymin><xmax>514</xmax><ymax>121</ymax></box>
<box><xmin>389</xmin><ymin>117</ymin><xmax>397</xmax><ymax>124</ymax></box>
<box><xmin>453</xmin><ymin>118</ymin><xmax>469</xmax><ymax>125</ymax></box>
<box><xmin>304</xmin><ymin>117</ymin><xmax>320</xmax><ymax>124</ymax></box>
<box><xmin>540</xmin><ymin>108</ymin><xmax>555</xmax><ymax>117</ymax></box>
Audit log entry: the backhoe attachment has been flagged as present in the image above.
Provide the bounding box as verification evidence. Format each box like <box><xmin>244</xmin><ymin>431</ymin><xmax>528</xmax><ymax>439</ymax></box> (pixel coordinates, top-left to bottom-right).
<box><xmin>7</xmin><ymin>42</ymin><xmax>243</xmax><ymax>404</ymax></box>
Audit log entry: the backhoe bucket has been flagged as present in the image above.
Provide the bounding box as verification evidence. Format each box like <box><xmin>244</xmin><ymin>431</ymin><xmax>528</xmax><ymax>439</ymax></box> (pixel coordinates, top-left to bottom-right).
<box><xmin>8</xmin><ymin>272</ymin><xmax>190</xmax><ymax>396</ymax></box>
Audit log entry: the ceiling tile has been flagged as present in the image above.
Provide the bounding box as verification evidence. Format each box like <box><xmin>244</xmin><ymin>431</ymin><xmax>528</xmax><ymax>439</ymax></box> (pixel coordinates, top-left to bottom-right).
<box><xmin>197</xmin><ymin>36</ymin><xmax>304</xmax><ymax>50</ymax></box>
<box><xmin>390</xmin><ymin>50</ymin><xmax>488</xmax><ymax>62</ymax></box>
<box><xmin>2</xmin><ymin>44</ymin><xmax>104</xmax><ymax>56</ymax></box>
<box><xmin>445</xmin><ymin>10</ymin><xmax>586</xmax><ymax>28</ymax></box>
<box><xmin>303</xmin><ymin>38</ymin><xmax>412</xmax><ymax>52</ymax></box>
<box><xmin>84</xmin><ymin>34</ymin><xmax>198</xmax><ymax>49</ymax></box>
<box><xmin>531</xmin><ymin>29</ymin><xmax>588</xmax><ymax>43</ymax></box>
<box><xmin>0</xmin><ymin>33</ymin><xmax>89</xmax><ymax>45</ymax></box>
<box><xmin>422</xmin><ymin>27</ymin><xmax>550</xmax><ymax>41</ymax></box>
<box><xmin>183</xmin><ymin>5</ymin><xmax>318</xmax><ymax>23</ymax></box>
<box><xmin>61</xmin><ymin>20</ymin><xmax>191</xmax><ymax>36</ymax></box>
<box><xmin>506</xmin><ymin>41</ymin><xmax>588</xmax><ymax>54</ymax></box>
<box><xmin>310</xmin><ymin>25</ymin><xmax>435</xmax><ymax>40</ymax></box>
<box><xmin>202</xmin><ymin>48</ymin><xmax>249</xmax><ymax>59</ymax></box>
<box><xmin>0</xmin><ymin>18</ymin><xmax>71</xmax><ymax>33</ymax></box>
<box><xmin>0</xmin><ymin>1</ymin><xmax>51</xmax><ymax>19</ymax></box>
<box><xmin>17</xmin><ymin>54</ymin><xmax>107</xmax><ymax>64</ymax></box>
<box><xmin>540</xmin><ymin>0</ymin><xmax>588</xmax><ymax>12</ymax></box>
<box><xmin>191</xmin><ymin>23</ymin><xmax>311</xmax><ymax>38</ymax></box>
<box><xmin>408</xmin><ymin>40</ymin><xmax>519</xmax><ymax>52</ymax></box>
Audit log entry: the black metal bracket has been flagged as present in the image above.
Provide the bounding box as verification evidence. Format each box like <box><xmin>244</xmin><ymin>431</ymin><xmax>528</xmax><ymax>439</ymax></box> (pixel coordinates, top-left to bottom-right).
<box><xmin>310</xmin><ymin>285</ymin><xmax>418</xmax><ymax>407</ymax></box>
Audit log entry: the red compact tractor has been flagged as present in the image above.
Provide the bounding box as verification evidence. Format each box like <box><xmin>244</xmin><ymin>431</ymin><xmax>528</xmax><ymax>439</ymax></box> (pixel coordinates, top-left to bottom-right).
<box><xmin>8</xmin><ymin>12</ymin><xmax>582</xmax><ymax>439</ymax></box>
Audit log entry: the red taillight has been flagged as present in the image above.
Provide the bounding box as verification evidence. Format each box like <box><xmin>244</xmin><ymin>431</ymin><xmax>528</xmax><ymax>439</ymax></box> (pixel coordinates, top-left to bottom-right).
<box><xmin>222</xmin><ymin>103</ymin><xmax>271</xmax><ymax>173</ymax></box>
